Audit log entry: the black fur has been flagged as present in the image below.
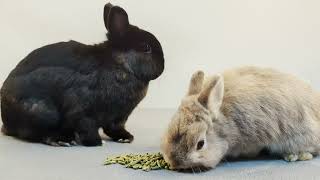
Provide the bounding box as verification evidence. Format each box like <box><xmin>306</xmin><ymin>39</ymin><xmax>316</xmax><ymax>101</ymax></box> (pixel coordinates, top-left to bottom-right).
<box><xmin>0</xmin><ymin>3</ymin><xmax>164</xmax><ymax>146</ymax></box>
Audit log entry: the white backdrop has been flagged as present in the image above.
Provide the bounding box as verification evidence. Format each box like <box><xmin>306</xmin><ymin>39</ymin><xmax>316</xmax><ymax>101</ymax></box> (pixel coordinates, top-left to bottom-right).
<box><xmin>0</xmin><ymin>0</ymin><xmax>320</xmax><ymax>109</ymax></box>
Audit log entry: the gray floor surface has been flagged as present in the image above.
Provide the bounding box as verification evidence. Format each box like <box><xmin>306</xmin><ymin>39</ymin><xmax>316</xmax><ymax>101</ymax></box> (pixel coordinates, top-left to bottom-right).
<box><xmin>1</xmin><ymin>109</ymin><xmax>320</xmax><ymax>180</ymax></box>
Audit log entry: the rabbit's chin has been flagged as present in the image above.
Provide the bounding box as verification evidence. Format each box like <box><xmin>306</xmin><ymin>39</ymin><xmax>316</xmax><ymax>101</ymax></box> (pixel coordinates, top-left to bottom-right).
<box><xmin>171</xmin><ymin>161</ymin><xmax>216</xmax><ymax>172</ymax></box>
<box><xmin>190</xmin><ymin>155</ymin><xmax>222</xmax><ymax>170</ymax></box>
<box><xmin>199</xmin><ymin>158</ymin><xmax>221</xmax><ymax>169</ymax></box>
<box><xmin>169</xmin><ymin>154</ymin><xmax>221</xmax><ymax>170</ymax></box>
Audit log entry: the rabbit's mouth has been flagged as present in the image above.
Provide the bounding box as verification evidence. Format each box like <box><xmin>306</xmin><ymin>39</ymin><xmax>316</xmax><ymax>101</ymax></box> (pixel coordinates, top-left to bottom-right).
<box><xmin>167</xmin><ymin>159</ymin><xmax>213</xmax><ymax>172</ymax></box>
<box><xmin>173</xmin><ymin>164</ymin><xmax>212</xmax><ymax>173</ymax></box>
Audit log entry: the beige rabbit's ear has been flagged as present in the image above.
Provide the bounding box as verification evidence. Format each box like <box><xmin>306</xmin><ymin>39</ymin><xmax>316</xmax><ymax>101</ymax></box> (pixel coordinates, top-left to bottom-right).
<box><xmin>187</xmin><ymin>71</ymin><xmax>205</xmax><ymax>96</ymax></box>
<box><xmin>198</xmin><ymin>75</ymin><xmax>224</xmax><ymax>113</ymax></box>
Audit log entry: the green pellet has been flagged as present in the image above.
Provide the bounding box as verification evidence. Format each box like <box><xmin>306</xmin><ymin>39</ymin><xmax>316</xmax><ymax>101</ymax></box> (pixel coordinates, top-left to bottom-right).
<box><xmin>156</xmin><ymin>160</ymin><xmax>161</xmax><ymax>167</ymax></box>
<box><xmin>151</xmin><ymin>166</ymin><xmax>161</xmax><ymax>170</ymax></box>
<box><xmin>142</xmin><ymin>165</ymin><xmax>151</xmax><ymax>171</ymax></box>
<box><xmin>104</xmin><ymin>152</ymin><xmax>171</xmax><ymax>171</ymax></box>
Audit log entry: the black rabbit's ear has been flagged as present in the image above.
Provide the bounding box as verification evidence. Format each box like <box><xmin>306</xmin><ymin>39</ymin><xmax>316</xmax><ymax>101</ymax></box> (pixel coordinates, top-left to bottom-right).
<box><xmin>104</xmin><ymin>3</ymin><xmax>113</xmax><ymax>26</ymax></box>
<box><xmin>104</xmin><ymin>3</ymin><xmax>129</xmax><ymax>38</ymax></box>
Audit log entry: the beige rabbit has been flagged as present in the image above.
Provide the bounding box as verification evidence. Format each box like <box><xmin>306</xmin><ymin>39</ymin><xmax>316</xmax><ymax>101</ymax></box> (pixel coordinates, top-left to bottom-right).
<box><xmin>161</xmin><ymin>66</ymin><xmax>320</xmax><ymax>170</ymax></box>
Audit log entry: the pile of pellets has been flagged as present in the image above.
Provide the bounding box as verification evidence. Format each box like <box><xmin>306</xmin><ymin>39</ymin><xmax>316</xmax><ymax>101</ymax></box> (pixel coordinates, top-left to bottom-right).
<box><xmin>104</xmin><ymin>152</ymin><xmax>171</xmax><ymax>171</ymax></box>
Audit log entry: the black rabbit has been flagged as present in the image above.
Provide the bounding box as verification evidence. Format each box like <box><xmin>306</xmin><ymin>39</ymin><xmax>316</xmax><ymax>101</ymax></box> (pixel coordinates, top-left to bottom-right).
<box><xmin>0</xmin><ymin>3</ymin><xmax>164</xmax><ymax>146</ymax></box>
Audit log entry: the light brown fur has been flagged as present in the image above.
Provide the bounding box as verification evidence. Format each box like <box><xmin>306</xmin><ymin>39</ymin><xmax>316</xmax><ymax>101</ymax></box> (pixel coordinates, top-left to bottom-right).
<box><xmin>161</xmin><ymin>66</ymin><xmax>320</xmax><ymax>170</ymax></box>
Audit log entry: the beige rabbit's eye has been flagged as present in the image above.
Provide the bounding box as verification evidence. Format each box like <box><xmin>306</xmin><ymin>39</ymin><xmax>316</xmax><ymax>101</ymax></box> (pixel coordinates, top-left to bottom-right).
<box><xmin>197</xmin><ymin>140</ymin><xmax>205</xmax><ymax>150</ymax></box>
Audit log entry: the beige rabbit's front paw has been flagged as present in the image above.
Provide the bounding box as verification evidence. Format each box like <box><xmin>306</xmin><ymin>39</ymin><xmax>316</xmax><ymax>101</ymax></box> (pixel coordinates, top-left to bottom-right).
<box><xmin>298</xmin><ymin>152</ymin><xmax>313</xmax><ymax>161</ymax></box>
<box><xmin>284</xmin><ymin>154</ymin><xmax>298</xmax><ymax>162</ymax></box>
<box><xmin>284</xmin><ymin>152</ymin><xmax>313</xmax><ymax>162</ymax></box>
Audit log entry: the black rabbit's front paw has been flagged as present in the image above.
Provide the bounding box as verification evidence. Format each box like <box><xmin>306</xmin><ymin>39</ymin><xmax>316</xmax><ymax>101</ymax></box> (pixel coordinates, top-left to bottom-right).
<box><xmin>43</xmin><ymin>137</ymin><xmax>77</xmax><ymax>147</ymax></box>
<box><xmin>75</xmin><ymin>132</ymin><xmax>102</xmax><ymax>147</ymax></box>
<box><xmin>105</xmin><ymin>128</ymin><xmax>134</xmax><ymax>143</ymax></box>
<box><xmin>115</xmin><ymin>133</ymin><xmax>134</xmax><ymax>143</ymax></box>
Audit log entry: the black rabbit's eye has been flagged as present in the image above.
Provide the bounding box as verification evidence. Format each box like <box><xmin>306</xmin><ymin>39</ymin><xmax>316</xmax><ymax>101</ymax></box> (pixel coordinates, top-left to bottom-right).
<box><xmin>138</xmin><ymin>43</ymin><xmax>152</xmax><ymax>53</ymax></box>
<box><xmin>197</xmin><ymin>140</ymin><xmax>205</xmax><ymax>150</ymax></box>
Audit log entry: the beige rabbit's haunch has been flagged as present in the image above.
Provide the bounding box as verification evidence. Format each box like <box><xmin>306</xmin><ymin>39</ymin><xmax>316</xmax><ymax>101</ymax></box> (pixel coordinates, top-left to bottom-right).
<box><xmin>161</xmin><ymin>66</ymin><xmax>320</xmax><ymax>170</ymax></box>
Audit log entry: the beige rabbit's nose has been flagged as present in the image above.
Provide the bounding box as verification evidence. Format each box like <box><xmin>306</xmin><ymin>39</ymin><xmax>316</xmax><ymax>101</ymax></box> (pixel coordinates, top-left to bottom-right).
<box><xmin>166</xmin><ymin>155</ymin><xmax>185</xmax><ymax>170</ymax></box>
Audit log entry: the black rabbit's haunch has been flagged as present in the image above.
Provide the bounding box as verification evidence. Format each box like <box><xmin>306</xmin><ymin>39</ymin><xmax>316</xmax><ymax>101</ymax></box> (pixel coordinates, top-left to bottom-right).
<box><xmin>0</xmin><ymin>3</ymin><xmax>164</xmax><ymax>146</ymax></box>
